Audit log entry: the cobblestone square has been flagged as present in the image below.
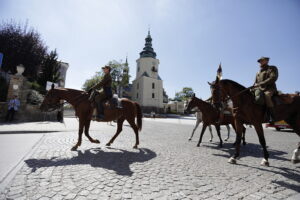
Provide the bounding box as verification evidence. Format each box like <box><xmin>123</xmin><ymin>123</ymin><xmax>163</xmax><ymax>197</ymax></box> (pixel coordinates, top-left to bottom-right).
<box><xmin>0</xmin><ymin>118</ymin><xmax>299</xmax><ymax>199</ymax></box>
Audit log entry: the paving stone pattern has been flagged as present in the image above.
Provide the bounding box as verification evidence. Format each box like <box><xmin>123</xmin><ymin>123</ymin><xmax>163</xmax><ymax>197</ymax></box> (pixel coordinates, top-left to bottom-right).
<box><xmin>1</xmin><ymin>120</ymin><xmax>299</xmax><ymax>199</ymax></box>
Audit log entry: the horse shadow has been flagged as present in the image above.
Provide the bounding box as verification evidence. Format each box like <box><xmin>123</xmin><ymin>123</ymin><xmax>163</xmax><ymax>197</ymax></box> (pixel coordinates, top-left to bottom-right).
<box><xmin>203</xmin><ymin>142</ymin><xmax>290</xmax><ymax>162</ymax></box>
<box><xmin>25</xmin><ymin>147</ymin><xmax>157</xmax><ymax>176</ymax></box>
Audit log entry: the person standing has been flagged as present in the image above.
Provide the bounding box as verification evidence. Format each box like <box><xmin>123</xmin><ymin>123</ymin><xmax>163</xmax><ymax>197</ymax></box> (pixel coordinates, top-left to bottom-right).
<box><xmin>5</xmin><ymin>95</ymin><xmax>20</xmax><ymax>122</ymax></box>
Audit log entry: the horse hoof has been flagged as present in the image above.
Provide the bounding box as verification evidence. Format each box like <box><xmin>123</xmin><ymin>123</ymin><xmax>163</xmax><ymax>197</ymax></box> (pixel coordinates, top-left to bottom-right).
<box><xmin>71</xmin><ymin>146</ymin><xmax>77</xmax><ymax>151</ymax></box>
<box><xmin>94</xmin><ymin>139</ymin><xmax>100</xmax><ymax>144</ymax></box>
<box><xmin>243</xmin><ymin>142</ymin><xmax>247</xmax><ymax>146</ymax></box>
<box><xmin>260</xmin><ymin>159</ymin><xmax>270</xmax><ymax>167</ymax></box>
<box><xmin>228</xmin><ymin>157</ymin><xmax>237</xmax><ymax>164</ymax></box>
<box><xmin>188</xmin><ymin>138</ymin><xmax>192</xmax><ymax>141</ymax></box>
<box><xmin>224</xmin><ymin>139</ymin><xmax>228</xmax><ymax>142</ymax></box>
<box><xmin>232</xmin><ymin>143</ymin><xmax>236</xmax><ymax>146</ymax></box>
<box><xmin>197</xmin><ymin>144</ymin><xmax>200</xmax><ymax>147</ymax></box>
<box><xmin>219</xmin><ymin>144</ymin><xmax>223</xmax><ymax>148</ymax></box>
<box><xmin>106</xmin><ymin>143</ymin><xmax>111</xmax><ymax>146</ymax></box>
<box><xmin>209</xmin><ymin>139</ymin><xmax>212</xmax><ymax>142</ymax></box>
<box><xmin>133</xmin><ymin>145</ymin><xmax>138</xmax><ymax>149</ymax></box>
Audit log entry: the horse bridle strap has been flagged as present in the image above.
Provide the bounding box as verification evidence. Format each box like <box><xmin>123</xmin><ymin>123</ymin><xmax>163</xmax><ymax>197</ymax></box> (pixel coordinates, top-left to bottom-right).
<box><xmin>224</xmin><ymin>86</ymin><xmax>254</xmax><ymax>102</ymax></box>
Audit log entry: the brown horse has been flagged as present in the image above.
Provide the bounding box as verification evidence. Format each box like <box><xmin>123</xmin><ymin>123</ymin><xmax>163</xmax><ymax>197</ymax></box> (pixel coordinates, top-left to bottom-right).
<box><xmin>211</xmin><ymin>78</ymin><xmax>300</xmax><ymax>166</ymax></box>
<box><xmin>40</xmin><ymin>86</ymin><xmax>142</xmax><ymax>150</ymax></box>
<box><xmin>185</xmin><ymin>94</ymin><xmax>246</xmax><ymax>147</ymax></box>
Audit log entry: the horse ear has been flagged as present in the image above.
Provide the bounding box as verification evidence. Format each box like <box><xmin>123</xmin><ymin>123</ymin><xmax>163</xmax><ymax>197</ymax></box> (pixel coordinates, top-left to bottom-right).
<box><xmin>215</xmin><ymin>76</ymin><xmax>219</xmax><ymax>83</ymax></box>
<box><xmin>51</xmin><ymin>83</ymin><xmax>55</xmax><ymax>90</ymax></box>
<box><xmin>192</xmin><ymin>93</ymin><xmax>195</xmax><ymax>98</ymax></box>
<box><xmin>207</xmin><ymin>81</ymin><xmax>212</xmax><ymax>86</ymax></box>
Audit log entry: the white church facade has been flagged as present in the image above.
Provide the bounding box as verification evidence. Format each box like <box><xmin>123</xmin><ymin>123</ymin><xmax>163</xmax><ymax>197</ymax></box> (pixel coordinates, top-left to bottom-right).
<box><xmin>131</xmin><ymin>31</ymin><xmax>165</xmax><ymax>113</ymax></box>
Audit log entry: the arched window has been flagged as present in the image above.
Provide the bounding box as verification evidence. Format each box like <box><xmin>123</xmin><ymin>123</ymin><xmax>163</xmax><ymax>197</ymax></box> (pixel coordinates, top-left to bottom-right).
<box><xmin>152</xmin><ymin>93</ymin><xmax>155</xmax><ymax>98</ymax></box>
<box><xmin>152</xmin><ymin>82</ymin><xmax>155</xmax><ymax>89</ymax></box>
<box><xmin>136</xmin><ymin>93</ymin><xmax>139</xmax><ymax>98</ymax></box>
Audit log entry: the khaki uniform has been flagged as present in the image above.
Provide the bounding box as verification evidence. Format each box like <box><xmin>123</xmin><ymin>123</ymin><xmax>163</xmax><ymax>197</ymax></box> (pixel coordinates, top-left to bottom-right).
<box><xmin>255</xmin><ymin>65</ymin><xmax>278</xmax><ymax>107</ymax></box>
<box><xmin>92</xmin><ymin>73</ymin><xmax>113</xmax><ymax>105</ymax></box>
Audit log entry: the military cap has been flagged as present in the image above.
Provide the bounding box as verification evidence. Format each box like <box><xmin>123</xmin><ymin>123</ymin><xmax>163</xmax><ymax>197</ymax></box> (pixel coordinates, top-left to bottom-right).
<box><xmin>102</xmin><ymin>65</ymin><xmax>111</xmax><ymax>71</ymax></box>
<box><xmin>257</xmin><ymin>57</ymin><xmax>270</xmax><ymax>63</ymax></box>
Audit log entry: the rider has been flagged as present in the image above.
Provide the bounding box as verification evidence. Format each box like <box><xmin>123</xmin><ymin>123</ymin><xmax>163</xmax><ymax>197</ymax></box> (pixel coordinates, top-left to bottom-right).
<box><xmin>254</xmin><ymin>57</ymin><xmax>278</xmax><ymax>124</ymax></box>
<box><xmin>89</xmin><ymin>66</ymin><xmax>113</xmax><ymax>120</ymax></box>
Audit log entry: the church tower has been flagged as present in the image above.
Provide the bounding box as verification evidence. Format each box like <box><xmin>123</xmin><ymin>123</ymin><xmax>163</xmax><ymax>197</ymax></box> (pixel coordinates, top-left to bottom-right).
<box><xmin>132</xmin><ymin>30</ymin><xmax>164</xmax><ymax>113</ymax></box>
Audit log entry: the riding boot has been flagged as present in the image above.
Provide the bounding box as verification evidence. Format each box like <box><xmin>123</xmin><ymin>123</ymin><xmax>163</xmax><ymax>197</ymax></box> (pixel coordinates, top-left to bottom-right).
<box><xmin>267</xmin><ymin>107</ymin><xmax>275</xmax><ymax>125</ymax></box>
<box><xmin>96</xmin><ymin>102</ymin><xmax>105</xmax><ymax>120</ymax></box>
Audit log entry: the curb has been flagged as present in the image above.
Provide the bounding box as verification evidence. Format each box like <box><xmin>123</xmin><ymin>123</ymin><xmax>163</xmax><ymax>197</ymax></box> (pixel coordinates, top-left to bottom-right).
<box><xmin>0</xmin><ymin>133</ymin><xmax>46</xmax><ymax>193</ymax></box>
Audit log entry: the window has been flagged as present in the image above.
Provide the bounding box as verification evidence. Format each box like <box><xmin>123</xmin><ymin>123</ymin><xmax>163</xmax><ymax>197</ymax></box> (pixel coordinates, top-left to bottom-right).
<box><xmin>137</xmin><ymin>83</ymin><xmax>139</xmax><ymax>89</ymax></box>
<box><xmin>152</xmin><ymin>93</ymin><xmax>155</xmax><ymax>98</ymax></box>
<box><xmin>152</xmin><ymin>66</ymin><xmax>157</xmax><ymax>72</ymax></box>
<box><xmin>138</xmin><ymin>67</ymin><xmax>140</xmax><ymax>72</ymax></box>
<box><xmin>152</xmin><ymin>82</ymin><xmax>155</xmax><ymax>89</ymax></box>
<box><xmin>137</xmin><ymin>93</ymin><xmax>139</xmax><ymax>99</ymax></box>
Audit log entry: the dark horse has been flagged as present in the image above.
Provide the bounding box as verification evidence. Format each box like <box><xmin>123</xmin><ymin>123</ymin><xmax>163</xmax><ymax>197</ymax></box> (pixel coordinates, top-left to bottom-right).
<box><xmin>185</xmin><ymin>94</ymin><xmax>246</xmax><ymax>147</ymax></box>
<box><xmin>211</xmin><ymin>78</ymin><xmax>300</xmax><ymax>166</ymax></box>
<box><xmin>40</xmin><ymin>86</ymin><xmax>142</xmax><ymax>150</ymax></box>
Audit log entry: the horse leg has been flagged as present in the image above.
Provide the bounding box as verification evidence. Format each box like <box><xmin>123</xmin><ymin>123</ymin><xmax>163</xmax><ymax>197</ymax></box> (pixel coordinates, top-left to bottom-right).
<box><xmin>228</xmin><ymin>120</ymin><xmax>243</xmax><ymax>164</ymax></box>
<box><xmin>242</xmin><ymin>125</ymin><xmax>247</xmax><ymax>145</ymax></box>
<box><xmin>224</xmin><ymin>124</ymin><xmax>230</xmax><ymax>141</ymax></box>
<box><xmin>254</xmin><ymin>124</ymin><xmax>269</xmax><ymax>166</ymax></box>
<box><xmin>71</xmin><ymin>118</ymin><xmax>84</xmax><ymax>151</ymax></box>
<box><xmin>286</xmin><ymin>115</ymin><xmax>300</xmax><ymax>163</ymax></box>
<box><xmin>214</xmin><ymin>124</ymin><xmax>223</xmax><ymax>147</ymax></box>
<box><xmin>106</xmin><ymin>117</ymin><xmax>125</xmax><ymax>147</ymax></box>
<box><xmin>84</xmin><ymin>120</ymin><xmax>100</xmax><ymax>144</ymax></box>
<box><xmin>208</xmin><ymin>125</ymin><xmax>213</xmax><ymax>142</ymax></box>
<box><xmin>127</xmin><ymin>118</ymin><xmax>140</xmax><ymax>149</ymax></box>
<box><xmin>189</xmin><ymin>119</ymin><xmax>201</xmax><ymax>141</ymax></box>
<box><xmin>197</xmin><ymin>125</ymin><xmax>207</xmax><ymax>147</ymax></box>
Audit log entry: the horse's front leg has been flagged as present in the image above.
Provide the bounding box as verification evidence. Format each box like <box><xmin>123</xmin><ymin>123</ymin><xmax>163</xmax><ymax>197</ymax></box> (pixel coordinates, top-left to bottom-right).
<box><xmin>189</xmin><ymin>119</ymin><xmax>201</xmax><ymax>141</ymax></box>
<box><xmin>228</xmin><ymin>120</ymin><xmax>243</xmax><ymax>164</ymax></box>
<box><xmin>84</xmin><ymin>120</ymin><xmax>100</xmax><ymax>144</ymax></box>
<box><xmin>71</xmin><ymin>119</ymin><xmax>84</xmax><ymax>151</ymax></box>
<box><xmin>208</xmin><ymin>125</ymin><xmax>213</xmax><ymax>142</ymax></box>
<box><xmin>224</xmin><ymin>124</ymin><xmax>230</xmax><ymax>141</ymax></box>
<box><xmin>214</xmin><ymin>124</ymin><xmax>223</xmax><ymax>148</ymax></box>
<box><xmin>197</xmin><ymin>125</ymin><xmax>207</xmax><ymax>147</ymax></box>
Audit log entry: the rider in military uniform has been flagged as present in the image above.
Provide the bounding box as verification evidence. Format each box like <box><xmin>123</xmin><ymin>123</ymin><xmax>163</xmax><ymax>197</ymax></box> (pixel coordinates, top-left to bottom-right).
<box><xmin>89</xmin><ymin>66</ymin><xmax>113</xmax><ymax>120</ymax></box>
<box><xmin>254</xmin><ymin>57</ymin><xmax>278</xmax><ymax>123</ymax></box>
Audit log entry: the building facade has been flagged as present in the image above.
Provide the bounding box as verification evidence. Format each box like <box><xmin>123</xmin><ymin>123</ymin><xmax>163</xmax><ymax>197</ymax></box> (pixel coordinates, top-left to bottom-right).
<box><xmin>132</xmin><ymin>31</ymin><xmax>164</xmax><ymax>113</ymax></box>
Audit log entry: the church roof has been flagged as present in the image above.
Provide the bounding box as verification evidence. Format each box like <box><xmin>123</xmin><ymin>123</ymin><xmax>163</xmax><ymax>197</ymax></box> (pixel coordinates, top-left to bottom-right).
<box><xmin>139</xmin><ymin>30</ymin><xmax>157</xmax><ymax>59</ymax></box>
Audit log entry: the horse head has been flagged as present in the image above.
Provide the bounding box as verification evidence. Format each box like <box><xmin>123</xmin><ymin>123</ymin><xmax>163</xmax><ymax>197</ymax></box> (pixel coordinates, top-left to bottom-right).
<box><xmin>185</xmin><ymin>93</ymin><xmax>198</xmax><ymax>113</ymax></box>
<box><xmin>208</xmin><ymin>76</ymin><xmax>225</xmax><ymax>105</ymax></box>
<box><xmin>40</xmin><ymin>86</ymin><xmax>62</xmax><ymax>112</ymax></box>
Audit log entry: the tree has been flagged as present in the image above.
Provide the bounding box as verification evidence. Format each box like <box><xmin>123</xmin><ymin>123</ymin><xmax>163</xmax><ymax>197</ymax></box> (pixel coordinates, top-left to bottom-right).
<box><xmin>82</xmin><ymin>60</ymin><xmax>130</xmax><ymax>94</ymax></box>
<box><xmin>174</xmin><ymin>87</ymin><xmax>194</xmax><ymax>102</ymax></box>
<box><xmin>37</xmin><ymin>50</ymin><xmax>61</xmax><ymax>90</ymax></box>
<box><xmin>0</xmin><ymin>21</ymin><xmax>47</xmax><ymax>80</ymax></box>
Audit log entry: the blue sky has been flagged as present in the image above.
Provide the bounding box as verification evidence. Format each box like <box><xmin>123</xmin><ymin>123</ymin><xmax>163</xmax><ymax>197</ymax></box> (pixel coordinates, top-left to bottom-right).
<box><xmin>1</xmin><ymin>0</ymin><xmax>299</xmax><ymax>98</ymax></box>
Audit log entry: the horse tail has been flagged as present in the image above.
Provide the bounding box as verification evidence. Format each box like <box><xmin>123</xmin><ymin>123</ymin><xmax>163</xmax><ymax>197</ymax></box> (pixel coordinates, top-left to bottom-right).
<box><xmin>135</xmin><ymin>102</ymin><xmax>143</xmax><ymax>131</ymax></box>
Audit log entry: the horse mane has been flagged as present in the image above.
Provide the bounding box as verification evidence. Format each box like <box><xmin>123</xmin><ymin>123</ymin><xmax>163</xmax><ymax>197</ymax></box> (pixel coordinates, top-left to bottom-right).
<box><xmin>220</xmin><ymin>79</ymin><xmax>247</xmax><ymax>90</ymax></box>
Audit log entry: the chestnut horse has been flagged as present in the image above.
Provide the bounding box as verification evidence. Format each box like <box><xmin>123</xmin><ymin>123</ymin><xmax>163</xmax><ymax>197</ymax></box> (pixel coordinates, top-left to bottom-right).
<box><xmin>211</xmin><ymin>78</ymin><xmax>300</xmax><ymax>166</ymax></box>
<box><xmin>40</xmin><ymin>86</ymin><xmax>142</xmax><ymax>150</ymax></box>
<box><xmin>185</xmin><ymin>95</ymin><xmax>246</xmax><ymax>147</ymax></box>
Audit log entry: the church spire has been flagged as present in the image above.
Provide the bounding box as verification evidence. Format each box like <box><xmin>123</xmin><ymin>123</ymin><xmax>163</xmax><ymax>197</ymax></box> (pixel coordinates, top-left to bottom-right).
<box><xmin>139</xmin><ymin>30</ymin><xmax>157</xmax><ymax>58</ymax></box>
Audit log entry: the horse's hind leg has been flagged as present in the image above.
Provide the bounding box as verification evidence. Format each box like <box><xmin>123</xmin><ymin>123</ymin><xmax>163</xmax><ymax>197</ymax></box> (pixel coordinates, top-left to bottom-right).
<box><xmin>84</xmin><ymin>120</ymin><xmax>100</xmax><ymax>144</ymax></box>
<box><xmin>71</xmin><ymin>119</ymin><xmax>84</xmax><ymax>151</ymax></box>
<box><xmin>189</xmin><ymin>119</ymin><xmax>201</xmax><ymax>141</ymax></box>
<box><xmin>127</xmin><ymin>118</ymin><xmax>140</xmax><ymax>149</ymax></box>
<box><xmin>214</xmin><ymin>124</ymin><xmax>223</xmax><ymax>148</ymax></box>
<box><xmin>224</xmin><ymin>124</ymin><xmax>230</xmax><ymax>141</ymax></box>
<box><xmin>106</xmin><ymin>117</ymin><xmax>125</xmax><ymax>147</ymax></box>
<box><xmin>208</xmin><ymin>125</ymin><xmax>213</xmax><ymax>142</ymax></box>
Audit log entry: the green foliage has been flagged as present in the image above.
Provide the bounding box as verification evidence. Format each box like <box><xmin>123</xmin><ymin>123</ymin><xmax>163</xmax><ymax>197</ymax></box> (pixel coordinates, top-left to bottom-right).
<box><xmin>82</xmin><ymin>60</ymin><xmax>131</xmax><ymax>93</ymax></box>
<box><xmin>82</xmin><ymin>71</ymin><xmax>103</xmax><ymax>92</ymax></box>
<box><xmin>28</xmin><ymin>81</ymin><xmax>45</xmax><ymax>94</ymax></box>
<box><xmin>174</xmin><ymin>87</ymin><xmax>194</xmax><ymax>102</ymax></box>
<box><xmin>0</xmin><ymin>21</ymin><xmax>47</xmax><ymax>80</ymax></box>
<box><xmin>37</xmin><ymin>50</ymin><xmax>61</xmax><ymax>89</ymax></box>
<box><xmin>26</xmin><ymin>90</ymin><xmax>44</xmax><ymax>105</ymax></box>
<box><xmin>0</xmin><ymin>76</ymin><xmax>8</xmax><ymax>101</ymax></box>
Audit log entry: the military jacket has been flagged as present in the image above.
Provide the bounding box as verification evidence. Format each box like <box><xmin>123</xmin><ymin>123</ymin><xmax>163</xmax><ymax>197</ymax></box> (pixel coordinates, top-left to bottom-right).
<box><xmin>255</xmin><ymin>65</ymin><xmax>278</xmax><ymax>92</ymax></box>
<box><xmin>92</xmin><ymin>73</ymin><xmax>112</xmax><ymax>90</ymax></box>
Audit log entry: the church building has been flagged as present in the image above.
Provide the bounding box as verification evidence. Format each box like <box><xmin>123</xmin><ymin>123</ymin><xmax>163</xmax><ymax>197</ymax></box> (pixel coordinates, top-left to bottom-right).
<box><xmin>131</xmin><ymin>31</ymin><xmax>165</xmax><ymax>113</ymax></box>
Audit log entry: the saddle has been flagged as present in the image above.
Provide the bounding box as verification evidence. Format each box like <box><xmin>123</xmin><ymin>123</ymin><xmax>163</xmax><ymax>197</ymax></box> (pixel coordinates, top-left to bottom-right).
<box><xmin>104</xmin><ymin>95</ymin><xmax>122</xmax><ymax>109</ymax></box>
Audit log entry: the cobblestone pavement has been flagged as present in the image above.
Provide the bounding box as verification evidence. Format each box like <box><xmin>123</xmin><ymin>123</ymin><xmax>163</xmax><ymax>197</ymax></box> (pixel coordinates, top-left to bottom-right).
<box><xmin>0</xmin><ymin>119</ymin><xmax>299</xmax><ymax>199</ymax></box>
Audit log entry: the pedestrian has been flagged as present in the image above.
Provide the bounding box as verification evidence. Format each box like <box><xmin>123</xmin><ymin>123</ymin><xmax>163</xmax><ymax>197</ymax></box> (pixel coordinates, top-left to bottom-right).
<box><xmin>5</xmin><ymin>95</ymin><xmax>20</xmax><ymax>122</ymax></box>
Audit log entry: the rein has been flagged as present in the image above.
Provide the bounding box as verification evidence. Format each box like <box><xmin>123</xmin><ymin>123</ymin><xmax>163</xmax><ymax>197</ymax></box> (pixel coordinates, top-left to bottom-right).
<box><xmin>223</xmin><ymin>86</ymin><xmax>254</xmax><ymax>102</ymax></box>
